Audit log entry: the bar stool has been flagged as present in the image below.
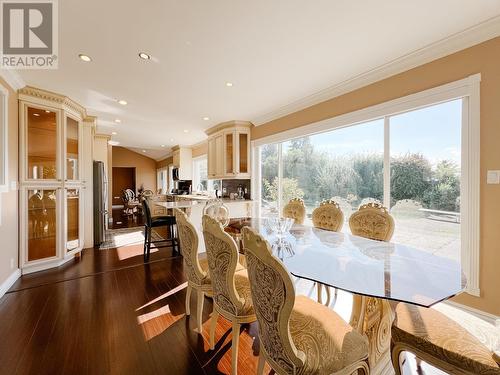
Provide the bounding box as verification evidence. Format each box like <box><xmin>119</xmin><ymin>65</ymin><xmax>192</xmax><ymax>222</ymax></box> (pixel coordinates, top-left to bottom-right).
<box><xmin>142</xmin><ymin>199</ymin><xmax>179</xmax><ymax>261</ymax></box>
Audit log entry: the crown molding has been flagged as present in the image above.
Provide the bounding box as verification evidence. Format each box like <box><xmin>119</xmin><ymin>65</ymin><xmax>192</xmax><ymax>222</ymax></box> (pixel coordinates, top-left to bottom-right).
<box><xmin>0</xmin><ymin>69</ymin><xmax>25</xmax><ymax>91</ymax></box>
<box><xmin>18</xmin><ymin>86</ymin><xmax>87</xmax><ymax>118</ymax></box>
<box><xmin>252</xmin><ymin>16</ymin><xmax>500</xmax><ymax>126</ymax></box>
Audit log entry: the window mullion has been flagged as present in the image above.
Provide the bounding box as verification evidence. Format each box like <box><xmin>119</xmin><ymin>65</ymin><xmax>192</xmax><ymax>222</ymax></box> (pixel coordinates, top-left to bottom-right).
<box><xmin>278</xmin><ymin>142</ymin><xmax>283</xmax><ymax>215</ymax></box>
<box><xmin>383</xmin><ymin>116</ymin><xmax>391</xmax><ymax>209</ymax></box>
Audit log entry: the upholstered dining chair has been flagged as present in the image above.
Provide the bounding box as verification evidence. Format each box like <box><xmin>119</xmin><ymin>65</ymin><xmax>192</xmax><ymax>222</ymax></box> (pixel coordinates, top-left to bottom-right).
<box><xmin>202</xmin><ymin>215</ymin><xmax>256</xmax><ymax>375</ymax></box>
<box><xmin>241</xmin><ymin>226</ymin><xmax>370</xmax><ymax>375</ymax></box>
<box><xmin>283</xmin><ymin>198</ymin><xmax>306</xmax><ymax>225</ymax></box>
<box><xmin>391</xmin><ymin>303</ymin><xmax>500</xmax><ymax>375</ymax></box>
<box><xmin>312</xmin><ymin>199</ymin><xmax>344</xmax><ymax>306</ymax></box>
<box><xmin>173</xmin><ymin>208</ymin><xmax>212</xmax><ymax>334</ymax></box>
<box><xmin>348</xmin><ymin>202</ymin><xmax>394</xmax><ymax>241</ymax></box>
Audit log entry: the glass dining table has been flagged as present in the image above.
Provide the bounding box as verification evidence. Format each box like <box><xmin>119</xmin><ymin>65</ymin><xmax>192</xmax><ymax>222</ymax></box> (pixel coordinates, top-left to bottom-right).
<box><xmin>226</xmin><ymin>217</ymin><xmax>467</xmax><ymax>374</ymax></box>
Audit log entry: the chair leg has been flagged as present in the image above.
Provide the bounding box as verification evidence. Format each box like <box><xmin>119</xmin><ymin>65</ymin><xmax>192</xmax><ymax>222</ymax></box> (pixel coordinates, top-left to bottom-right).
<box><xmin>231</xmin><ymin>321</ymin><xmax>241</xmax><ymax>375</ymax></box>
<box><xmin>194</xmin><ymin>290</ymin><xmax>204</xmax><ymax>334</ymax></box>
<box><xmin>209</xmin><ymin>310</ymin><xmax>219</xmax><ymax>350</ymax></box>
<box><xmin>257</xmin><ymin>352</ymin><xmax>266</xmax><ymax>375</ymax></box>
<box><xmin>391</xmin><ymin>345</ymin><xmax>404</xmax><ymax>375</ymax></box>
<box><xmin>185</xmin><ymin>284</ymin><xmax>192</xmax><ymax>316</ymax></box>
<box><xmin>147</xmin><ymin>227</ymin><xmax>152</xmax><ymax>259</ymax></box>
<box><xmin>143</xmin><ymin>226</ymin><xmax>149</xmax><ymax>260</ymax></box>
<box><xmin>325</xmin><ymin>286</ymin><xmax>332</xmax><ymax>306</ymax></box>
<box><xmin>316</xmin><ymin>283</ymin><xmax>323</xmax><ymax>304</ymax></box>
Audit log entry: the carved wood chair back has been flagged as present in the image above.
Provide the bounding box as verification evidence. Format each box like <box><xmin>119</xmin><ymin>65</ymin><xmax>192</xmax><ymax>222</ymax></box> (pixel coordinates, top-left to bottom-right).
<box><xmin>312</xmin><ymin>199</ymin><xmax>344</xmax><ymax>232</ymax></box>
<box><xmin>283</xmin><ymin>198</ymin><xmax>306</xmax><ymax>225</ymax></box>
<box><xmin>349</xmin><ymin>202</ymin><xmax>394</xmax><ymax>241</ymax></box>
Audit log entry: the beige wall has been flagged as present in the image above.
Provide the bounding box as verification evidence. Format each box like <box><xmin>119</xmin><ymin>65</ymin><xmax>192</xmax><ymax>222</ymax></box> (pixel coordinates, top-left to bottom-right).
<box><xmin>253</xmin><ymin>37</ymin><xmax>500</xmax><ymax>316</ymax></box>
<box><xmin>112</xmin><ymin>147</ymin><xmax>157</xmax><ymax>192</ymax></box>
<box><xmin>192</xmin><ymin>142</ymin><xmax>208</xmax><ymax>158</ymax></box>
<box><xmin>0</xmin><ymin>77</ymin><xmax>19</xmax><ymax>287</ymax></box>
<box><xmin>156</xmin><ymin>156</ymin><xmax>173</xmax><ymax>169</ymax></box>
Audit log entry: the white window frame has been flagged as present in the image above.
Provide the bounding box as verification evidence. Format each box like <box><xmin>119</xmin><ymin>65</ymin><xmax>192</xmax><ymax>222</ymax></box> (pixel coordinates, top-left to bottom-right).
<box><xmin>252</xmin><ymin>74</ymin><xmax>481</xmax><ymax>296</ymax></box>
<box><xmin>0</xmin><ymin>83</ymin><xmax>8</xmax><ymax>193</ymax></box>
<box><xmin>192</xmin><ymin>155</ymin><xmax>207</xmax><ymax>191</ymax></box>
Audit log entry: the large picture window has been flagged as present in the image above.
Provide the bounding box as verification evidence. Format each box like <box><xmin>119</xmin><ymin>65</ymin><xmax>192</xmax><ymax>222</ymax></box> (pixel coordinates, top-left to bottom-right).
<box><xmin>253</xmin><ymin>75</ymin><xmax>480</xmax><ymax>296</ymax></box>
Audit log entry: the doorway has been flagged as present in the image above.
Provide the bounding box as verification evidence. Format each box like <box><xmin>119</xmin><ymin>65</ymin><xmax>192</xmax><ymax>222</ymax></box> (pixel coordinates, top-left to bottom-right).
<box><xmin>112</xmin><ymin>167</ymin><xmax>136</xmax><ymax>207</ymax></box>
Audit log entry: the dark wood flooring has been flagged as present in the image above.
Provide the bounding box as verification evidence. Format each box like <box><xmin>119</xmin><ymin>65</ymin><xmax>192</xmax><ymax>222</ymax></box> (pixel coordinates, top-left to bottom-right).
<box><xmin>1</xmin><ymin>242</ymin><xmax>266</xmax><ymax>375</ymax></box>
<box><xmin>109</xmin><ymin>208</ymin><xmax>145</xmax><ymax>229</ymax></box>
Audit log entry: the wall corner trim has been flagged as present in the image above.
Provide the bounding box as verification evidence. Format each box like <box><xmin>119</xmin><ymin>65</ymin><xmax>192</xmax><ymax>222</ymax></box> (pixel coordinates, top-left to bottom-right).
<box><xmin>0</xmin><ymin>269</ymin><xmax>21</xmax><ymax>299</ymax></box>
<box><xmin>0</xmin><ymin>70</ymin><xmax>25</xmax><ymax>91</ymax></box>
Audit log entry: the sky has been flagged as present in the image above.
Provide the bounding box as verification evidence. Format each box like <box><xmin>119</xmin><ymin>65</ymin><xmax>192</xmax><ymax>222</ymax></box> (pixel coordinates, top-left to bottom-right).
<box><xmin>295</xmin><ymin>99</ymin><xmax>462</xmax><ymax>168</ymax></box>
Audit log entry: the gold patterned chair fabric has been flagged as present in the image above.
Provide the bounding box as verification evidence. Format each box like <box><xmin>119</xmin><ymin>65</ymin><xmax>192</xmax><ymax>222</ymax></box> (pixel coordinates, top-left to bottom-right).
<box><xmin>349</xmin><ymin>202</ymin><xmax>394</xmax><ymax>241</ymax></box>
<box><xmin>392</xmin><ymin>303</ymin><xmax>500</xmax><ymax>375</ymax></box>
<box><xmin>202</xmin><ymin>215</ymin><xmax>256</xmax><ymax>375</ymax></box>
<box><xmin>283</xmin><ymin>198</ymin><xmax>306</xmax><ymax>225</ymax></box>
<box><xmin>311</xmin><ymin>199</ymin><xmax>344</xmax><ymax>306</ymax></box>
<box><xmin>242</xmin><ymin>226</ymin><xmax>370</xmax><ymax>375</ymax></box>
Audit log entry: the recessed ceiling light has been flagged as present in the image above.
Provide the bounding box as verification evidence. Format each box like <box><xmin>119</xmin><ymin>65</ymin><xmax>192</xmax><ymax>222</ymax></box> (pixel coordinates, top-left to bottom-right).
<box><xmin>45</xmin><ymin>110</ymin><xmax>50</xmax><ymax>113</ymax></box>
<box><xmin>138</xmin><ymin>52</ymin><xmax>151</xmax><ymax>60</ymax></box>
<box><xmin>161</xmin><ymin>144</ymin><xmax>165</xmax><ymax>147</ymax></box>
<box><xmin>111</xmin><ymin>131</ymin><xmax>117</xmax><ymax>135</ymax></box>
<box><xmin>142</xmin><ymin>150</ymin><xmax>146</xmax><ymax>153</ymax></box>
<box><xmin>203</xmin><ymin>117</ymin><xmax>210</xmax><ymax>121</ymax></box>
<box><xmin>78</xmin><ymin>54</ymin><xmax>92</xmax><ymax>62</ymax></box>
<box><xmin>108</xmin><ymin>140</ymin><xmax>120</xmax><ymax>146</ymax></box>
<box><xmin>170</xmin><ymin>138</ymin><xmax>174</xmax><ymax>142</ymax></box>
<box><xmin>117</xmin><ymin>99</ymin><xmax>127</xmax><ymax>106</ymax></box>
<box><xmin>114</xmin><ymin>119</ymin><xmax>121</xmax><ymax>123</ymax></box>
<box><xmin>183</xmin><ymin>129</ymin><xmax>189</xmax><ymax>133</ymax></box>
<box><xmin>225</xmin><ymin>82</ymin><xmax>233</xmax><ymax>87</ymax></box>
<box><xmin>33</xmin><ymin>113</ymin><xmax>40</xmax><ymax>117</ymax></box>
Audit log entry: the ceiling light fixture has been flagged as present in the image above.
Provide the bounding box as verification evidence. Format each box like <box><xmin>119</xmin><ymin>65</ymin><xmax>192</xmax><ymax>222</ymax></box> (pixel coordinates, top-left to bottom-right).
<box><xmin>183</xmin><ymin>130</ymin><xmax>189</xmax><ymax>133</ymax></box>
<box><xmin>111</xmin><ymin>131</ymin><xmax>117</xmax><ymax>135</ymax></box>
<box><xmin>142</xmin><ymin>150</ymin><xmax>146</xmax><ymax>153</ymax></box>
<box><xmin>78</xmin><ymin>54</ymin><xmax>92</xmax><ymax>62</ymax></box>
<box><xmin>114</xmin><ymin>119</ymin><xmax>121</xmax><ymax>123</ymax></box>
<box><xmin>161</xmin><ymin>144</ymin><xmax>165</xmax><ymax>147</ymax></box>
<box><xmin>45</xmin><ymin>110</ymin><xmax>50</xmax><ymax>113</ymax></box>
<box><xmin>225</xmin><ymin>82</ymin><xmax>233</xmax><ymax>87</ymax></box>
<box><xmin>108</xmin><ymin>140</ymin><xmax>120</xmax><ymax>146</ymax></box>
<box><xmin>117</xmin><ymin>99</ymin><xmax>127</xmax><ymax>106</ymax></box>
<box><xmin>170</xmin><ymin>138</ymin><xmax>174</xmax><ymax>142</ymax></box>
<box><xmin>203</xmin><ymin>117</ymin><xmax>210</xmax><ymax>121</ymax></box>
<box><xmin>33</xmin><ymin>113</ymin><xmax>40</xmax><ymax>117</ymax></box>
<box><xmin>138</xmin><ymin>52</ymin><xmax>151</xmax><ymax>60</ymax></box>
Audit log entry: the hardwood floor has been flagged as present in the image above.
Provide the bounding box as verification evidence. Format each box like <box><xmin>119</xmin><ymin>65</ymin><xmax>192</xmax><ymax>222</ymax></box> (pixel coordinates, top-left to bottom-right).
<box><xmin>1</xmin><ymin>243</ymin><xmax>264</xmax><ymax>375</ymax></box>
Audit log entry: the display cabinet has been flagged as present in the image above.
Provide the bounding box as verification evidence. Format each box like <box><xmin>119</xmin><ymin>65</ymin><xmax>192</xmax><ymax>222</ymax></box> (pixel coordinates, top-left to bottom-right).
<box><xmin>18</xmin><ymin>87</ymin><xmax>95</xmax><ymax>274</ymax></box>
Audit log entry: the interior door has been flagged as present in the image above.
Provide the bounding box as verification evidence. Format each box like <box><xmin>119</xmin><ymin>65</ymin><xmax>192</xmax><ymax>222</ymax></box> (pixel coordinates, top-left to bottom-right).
<box><xmin>112</xmin><ymin>167</ymin><xmax>136</xmax><ymax>206</ymax></box>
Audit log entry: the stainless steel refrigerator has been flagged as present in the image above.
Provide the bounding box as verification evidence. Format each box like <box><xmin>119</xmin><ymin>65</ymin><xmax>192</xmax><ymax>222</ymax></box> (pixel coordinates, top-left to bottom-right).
<box><xmin>93</xmin><ymin>161</ymin><xmax>108</xmax><ymax>246</ymax></box>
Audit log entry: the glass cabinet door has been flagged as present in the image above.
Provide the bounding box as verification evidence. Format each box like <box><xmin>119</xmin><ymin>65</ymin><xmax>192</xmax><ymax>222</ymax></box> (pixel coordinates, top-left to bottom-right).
<box><xmin>225</xmin><ymin>132</ymin><xmax>233</xmax><ymax>174</ymax></box>
<box><xmin>66</xmin><ymin>188</ymin><xmax>80</xmax><ymax>252</ymax></box>
<box><xmin>238</xmin><ymin>132</ymin><xmax>249</xmax><ymax>174</ymax></box>
<box><xmin>27</xmin><ymin>107</ymin><xmax>58</xmax><ymax>180</ymax></box>
<box><xmin>66</xmin><ymin>117</ymin><xmax>79</xmax><ymax>181</ymax></box>
<box><xmin>27</xmin><ymin>189</ymin><xmax>57</xmax><ymax>261</ymax></box>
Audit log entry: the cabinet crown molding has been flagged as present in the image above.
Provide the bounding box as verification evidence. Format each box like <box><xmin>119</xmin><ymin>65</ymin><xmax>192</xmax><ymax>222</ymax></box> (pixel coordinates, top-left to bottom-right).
<box><xmin>18</xmin><ymin>86</ymin><xmax>87</xmax><ymax>119</ymax></box>
<box><xmin>205</xmin><ymin>120</ymin><xmax>253</xmax><ymax>136</ymax></box>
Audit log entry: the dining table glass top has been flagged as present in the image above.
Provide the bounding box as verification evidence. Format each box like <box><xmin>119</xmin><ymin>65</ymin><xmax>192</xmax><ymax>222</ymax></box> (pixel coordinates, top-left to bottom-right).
<box><xmin>227</xmin><ymin>217</ymin><xmax>466</xmax><ymax>308</ymax></box>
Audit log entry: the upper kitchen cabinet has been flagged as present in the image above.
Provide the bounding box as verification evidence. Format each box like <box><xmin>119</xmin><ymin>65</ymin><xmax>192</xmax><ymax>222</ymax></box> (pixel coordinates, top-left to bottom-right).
<box><xmin>172</xmin><ymin>145</ymin><xmax>192</xmax><ymax>180</ymax></box>
<box><xmin>206</xmin><ymin>121</ymin><xmax>252</xmax><ymax>179</ymax></box>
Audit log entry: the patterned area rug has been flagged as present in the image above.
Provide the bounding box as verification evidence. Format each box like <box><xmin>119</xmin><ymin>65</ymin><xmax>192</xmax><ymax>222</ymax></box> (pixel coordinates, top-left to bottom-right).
<box><xmin>100</xmin><ymin>227</ymin><xmax>164</xmax><ymax>250</ymax></box>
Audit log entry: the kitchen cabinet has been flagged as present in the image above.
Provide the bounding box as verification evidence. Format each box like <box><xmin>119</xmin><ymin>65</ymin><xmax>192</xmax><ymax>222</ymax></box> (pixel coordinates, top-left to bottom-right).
<box><xmin>206</xmin><ymin>121</ymin><xmax>252</xmax><ymax>179</ymax></box>
<box><xmin>171</xmin><ymin>145</ymin><xmax>192</xmax><ymax>180</ymax></box>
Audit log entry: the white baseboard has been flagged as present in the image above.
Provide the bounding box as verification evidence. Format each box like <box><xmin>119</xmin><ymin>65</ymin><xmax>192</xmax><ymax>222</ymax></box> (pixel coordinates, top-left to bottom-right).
<box><xmin>444</xmin><ymin>300</ymin><xmax>500</xmax><ymax>327</ymax></box>
<box><xmin>0</xmin><ymin>269</ymin><xmax>21</xmax><ymax>299</ymax></box>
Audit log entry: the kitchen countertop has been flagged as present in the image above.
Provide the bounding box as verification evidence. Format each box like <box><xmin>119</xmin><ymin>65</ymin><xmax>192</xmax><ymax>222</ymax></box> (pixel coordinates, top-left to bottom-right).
<box><xmin>167</xmin><ymin>194</ymin><xmax>253</xmax><ymax>203</ymax></box>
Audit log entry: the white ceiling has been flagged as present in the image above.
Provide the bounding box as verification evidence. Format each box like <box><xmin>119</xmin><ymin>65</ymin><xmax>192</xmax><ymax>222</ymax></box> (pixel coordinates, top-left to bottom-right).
<box><xmin>16</xmin><ymin>0</ymin><xmax>500</xmax><ymax>160</ymax></box>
